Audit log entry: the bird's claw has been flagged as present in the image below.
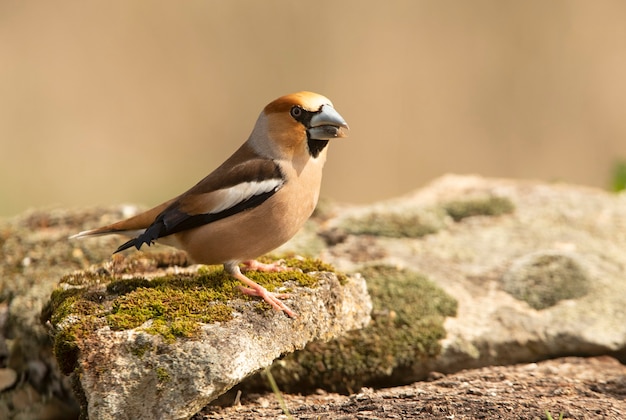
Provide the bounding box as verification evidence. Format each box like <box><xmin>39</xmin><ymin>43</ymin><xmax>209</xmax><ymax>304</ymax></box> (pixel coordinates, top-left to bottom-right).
<box><xmin>238</xmin><ymin>285</ymin><xmax>296</xmax><ymax>318</ymax></box>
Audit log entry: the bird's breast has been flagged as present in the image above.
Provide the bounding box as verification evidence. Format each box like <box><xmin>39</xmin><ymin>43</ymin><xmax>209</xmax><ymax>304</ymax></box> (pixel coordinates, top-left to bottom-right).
<box><xmin>173</xmin><ymin>158</ymin><xmax>324</xmax><ymax>265</ymax></box>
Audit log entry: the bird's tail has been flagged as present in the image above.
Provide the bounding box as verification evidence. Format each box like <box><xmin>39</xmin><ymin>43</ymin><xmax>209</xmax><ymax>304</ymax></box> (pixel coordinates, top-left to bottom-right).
<box><xmin>70</xmin><ymin>225</ymin><xmax>147</xmax><ymax>250</ymax></box>
<box><xmin>69</xmin><ymin>200</ymin><xmax>175</xmax><ymax>238</ymax></box>
<box><xmin>69</xmin><ymin>199</ymin><xmax>176</xmax><ymax>252</ymax></box>
<box><xmin>69</xmin><ymin>226</ymin><xmax>139</xmax><ymax>240</ymax></box>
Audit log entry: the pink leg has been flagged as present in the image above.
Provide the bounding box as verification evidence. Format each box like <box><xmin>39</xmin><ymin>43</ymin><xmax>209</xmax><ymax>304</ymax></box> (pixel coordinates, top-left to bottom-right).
<box><xmin>225</xmin><ymin>262</ymin><xmax>296</xmax><ymax>318</ymax></box>
<box><xmin>241</xmin><ymin>259</ymin><xmax>289</xmax><ymax>273</ymax></box>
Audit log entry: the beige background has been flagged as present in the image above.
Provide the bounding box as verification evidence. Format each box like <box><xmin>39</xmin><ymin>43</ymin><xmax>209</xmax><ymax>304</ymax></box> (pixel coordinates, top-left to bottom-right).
<box><xmin>1</xmin><ymin>1</ymin><xmax>626</xmax><ymax>217</ymax></box>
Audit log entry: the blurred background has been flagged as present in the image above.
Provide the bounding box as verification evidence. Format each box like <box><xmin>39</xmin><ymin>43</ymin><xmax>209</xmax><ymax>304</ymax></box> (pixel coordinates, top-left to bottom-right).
<box><xmin>1</xmin><ymin>1</ymin><xmax>626</xmax><ymax>217</ymax></box>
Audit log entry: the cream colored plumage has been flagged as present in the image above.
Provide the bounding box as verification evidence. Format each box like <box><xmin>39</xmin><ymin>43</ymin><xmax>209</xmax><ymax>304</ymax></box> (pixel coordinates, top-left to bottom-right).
<box><xmin>71</xmin><ymin>91</ymin><xmax>349</xmax><ymax>317</ymax></box>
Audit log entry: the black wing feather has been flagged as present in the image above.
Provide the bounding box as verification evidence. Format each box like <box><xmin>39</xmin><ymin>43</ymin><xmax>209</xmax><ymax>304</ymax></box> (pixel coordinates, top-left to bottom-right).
<box><xmin>114</xmin><ymin>185</ymin><xmax>280</xmax><ymax>254</ymax></box>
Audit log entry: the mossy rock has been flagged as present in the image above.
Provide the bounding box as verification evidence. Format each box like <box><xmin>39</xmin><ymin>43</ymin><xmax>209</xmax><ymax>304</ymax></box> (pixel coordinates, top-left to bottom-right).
<box><xmin>333</xmin><ymin>207</ymin><xmax>449</xmax><ymax>239</ymax></box>
<box><xmin>443</xmin><ymin>195</ymin><xmax>515</xmax><ymax>222</ymax></box>
<box><xmin>42</xmin><ymin>253</ymin><xmax>337</xmax><ymax>375</ymax></box>
<box><xmin>502</xmin><ymin>251</ymin><xmax>590</xmax><ymax>310</ymax></box>
<box><xmin>327</xmin><ymin>195</ymin><xmax>514</xmax><ymax>241</ymax></box>
<box><xmin>241</xmin><ymin>265</ymin><xmax>458</xmax><ymax>393</ymax></box>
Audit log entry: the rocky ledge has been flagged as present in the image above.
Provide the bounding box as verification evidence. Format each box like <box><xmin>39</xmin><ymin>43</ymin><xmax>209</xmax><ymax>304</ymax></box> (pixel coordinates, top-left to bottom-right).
<box><xmin>2</xmin><ymin>174</ymin><xmax>626</xmax><ymax>419</ymax></box>
<box><xmin>41</xmin><ymin>254</ymin><xmax>371</xmax><ymax>420</ymax></box>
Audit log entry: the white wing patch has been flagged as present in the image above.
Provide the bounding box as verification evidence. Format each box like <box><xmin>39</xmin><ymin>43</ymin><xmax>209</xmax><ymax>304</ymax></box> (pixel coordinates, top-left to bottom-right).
<box><xmin>69</xmin><ymin>228</ymin><xmax>146</xmax><ymax>239</ymax></box>
<box><xmin>209</xmin><ymin>179</ymin><xmax>283</xmax><ymax>214</ymax></box>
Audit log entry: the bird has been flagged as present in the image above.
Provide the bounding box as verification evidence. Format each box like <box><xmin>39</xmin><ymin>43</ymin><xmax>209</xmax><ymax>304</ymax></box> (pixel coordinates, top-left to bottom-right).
<box><xmin>71</xmin><ymin>91</ymin><xmax>349</xmax><ymax>318</ymax></box>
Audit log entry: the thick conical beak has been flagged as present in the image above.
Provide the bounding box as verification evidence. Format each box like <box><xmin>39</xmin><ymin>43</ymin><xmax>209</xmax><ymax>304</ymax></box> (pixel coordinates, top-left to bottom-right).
<box><xmin>307</xmin><ymin>104</ymin><xmax>349</xmax><ymax>140</ymax></box>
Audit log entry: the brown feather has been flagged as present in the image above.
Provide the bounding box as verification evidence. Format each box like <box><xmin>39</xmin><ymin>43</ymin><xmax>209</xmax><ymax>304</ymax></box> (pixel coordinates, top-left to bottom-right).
<box><xmin>71</xmin><ymin>198</ymin><xmax>176</xmax><ymax>237</ymax></box>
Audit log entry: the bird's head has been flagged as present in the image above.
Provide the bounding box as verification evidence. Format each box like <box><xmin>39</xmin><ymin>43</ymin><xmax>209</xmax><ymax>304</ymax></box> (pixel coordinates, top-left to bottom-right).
<box><xmin>250</xmin><ymin>91</ymin><xmax>349</xmax><ymax>160</ymax></box>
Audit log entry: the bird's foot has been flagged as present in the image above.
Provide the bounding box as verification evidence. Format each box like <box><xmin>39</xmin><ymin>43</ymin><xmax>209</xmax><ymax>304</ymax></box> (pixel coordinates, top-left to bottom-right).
<box><xmin>226</xmin><ymin>262</ymin><xmax>297</xmax><ymax>318</ymax></box>
<box><xmin>242</xmin><ymin>259</ymin><xmax>289</xmax><ymax>273</ymax></box>
<box><xmin>237</xmin><ymin>284</ymin><xmax>296</xmax><ymax>318</ymax></box>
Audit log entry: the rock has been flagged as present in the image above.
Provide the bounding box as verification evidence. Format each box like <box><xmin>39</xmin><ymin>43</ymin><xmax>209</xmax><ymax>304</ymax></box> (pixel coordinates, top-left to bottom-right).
<box><xmin>236</xmin><ymin>174</ymin><xmax>626</xmax><ymax>393</ymax></box>
<box><xmin>0</xmin><ymin>368</ymin><xmax>17</xmax><ymax>392</ymax></box>
<box><xmin>201</xmin><ymin>356</ymin><xmax>626</xmax><ymax>419</ymax></box>
<box><xmin>0</xmin><ymin>207</ymin><xmax>134</xmax><ymax>420</ymax></box>
<box><xmin>413</xmin><ymin>176</ymin><xmax>626</xmax><ymax>372</ymax></box>
<box><xmin>43</xmin><ymin>255</ymin><xmax>371</xmax><ymax>420</ymax></box>
<box><xmin>4</xmin><ymin>174</ymin><xmax>626</xmax><ymax>418</ymax></box>
<box><xmin>239</xmin><ymin>265</ymin><xmax>458</xmax><ymax>393</ymax></box>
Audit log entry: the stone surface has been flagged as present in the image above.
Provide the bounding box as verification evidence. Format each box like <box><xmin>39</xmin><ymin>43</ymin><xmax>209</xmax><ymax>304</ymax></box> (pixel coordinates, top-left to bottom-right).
<box><xmin>44</xmin><ymin>258</ymin><xmax>371</xmax><ymax>420</ymax></box>
<box><xmin>201</xmin><ymin>356</ymin><xmax>626</xmax><ymax>419</ymax></box>
<box><xmin>0</xmin><ymin>207</ymin><xmax>137</xmax><ymax>420</ymax></box>
<box><xmin>3</xmin><ymin>174</ymin><xmax>626</xmax><ymax>419</ymax></box>
<box><xmin>236</xmin><ymin>174</ymin><xmax>626</xmax><ymax>393</ymax></box>
<box><xmin>403</xmin><ymin>176</ymin><xmax>626</xmax><ymax>373</ymax></box>
<box><xmin>0</xmin><ymin>368</ymin><xmax>17</xmax><ymax>392</ymax></box>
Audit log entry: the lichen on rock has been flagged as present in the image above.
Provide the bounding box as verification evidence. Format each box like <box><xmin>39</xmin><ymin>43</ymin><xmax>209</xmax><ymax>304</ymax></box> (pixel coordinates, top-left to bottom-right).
<box><xmin>442</xmin><ymin>194</ymin><xmax>515</xmax><ymax>222</ymax></box>
<box><xmin>502</xmin><ymin>250</ymin><xmax>590</xmax><ymax>310</ymax></box>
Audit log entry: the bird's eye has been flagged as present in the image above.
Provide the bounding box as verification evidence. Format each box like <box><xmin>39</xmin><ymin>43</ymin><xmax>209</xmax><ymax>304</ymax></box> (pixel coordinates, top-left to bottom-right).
<box><xmin>290</xmin><ymin>106</ymin><xmax>302</xmax><ymax>119</ymax></box>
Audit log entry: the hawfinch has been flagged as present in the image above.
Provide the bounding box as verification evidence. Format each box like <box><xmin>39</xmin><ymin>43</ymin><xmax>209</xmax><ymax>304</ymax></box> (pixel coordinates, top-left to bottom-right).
<box><xmin>71</xmin><ymin>91</ymin><xmax>349</xmax><ymax>318</ymax></box>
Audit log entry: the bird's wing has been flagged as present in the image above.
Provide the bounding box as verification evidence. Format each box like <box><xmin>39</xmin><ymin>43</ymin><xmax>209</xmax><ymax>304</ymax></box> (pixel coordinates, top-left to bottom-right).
<box><xmin>114</xmin><ymin>158</ymin><xmax>285</xmax><ymax>253</ymax></box>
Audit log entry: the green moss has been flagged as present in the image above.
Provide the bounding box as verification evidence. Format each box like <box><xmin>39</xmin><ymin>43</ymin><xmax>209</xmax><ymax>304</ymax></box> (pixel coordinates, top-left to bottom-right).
<box><xmin>196</xmin><ymin>264</ymin><xmax>223</xmax><ymax>276</ymax></box>
<box><xmin>245</xmin><ymin>265</ymin><xmax>458</xmax><ymax>393</ymax></box>
<box><xmin>502</xmin><ymin>252</ymin><xmax>590</xmax><ymax>310</ymax></box>
<box><xmin>60</xmin><ymin>271</ymin><xmax>110</xmax><ymax>287</ymax></box>
<box><xmin>51</xmin><ymin>314</ymin><xmax>105</xmax><ymax>376</ymax></box>
<box><xmin>53</xmin><ymin>328</ymin><xmax>81</xmax><ymax>375</ymax></box>
<box><xmin>282</xmin><ymin>256</ymin><xmax>336</xmax><ymax>274</ymax></box>
<box><xmin>443</xmin><ymin>195</ymin><xmax>515</xmax><ymax>222</ymax></box>
<box><xmin>155</xmin><ymin>366</ymin><xmax>170</xmax><ymax>383</ymax></box>
<box><xmin>107</xmin><ymin>284</ymin><xmax>234</xmax><ymax>331</ymax></box>
<box><xmin>42</xmin><ymin>288</ymin><xmax>82</xmax><ymax>325</ymax></box>
<box><xmin>41</xmin><ymin>271</ymin><xmax>111</xmax><ymax>368</ymax></box>
<box><xmin>256</xmin><ymin>255</ymin><xmax>337</xmax><ymax>275</ymax></box>
<box><xmin>255</xmin><ymin>255</ymin><xmax>344</xmax><ymax>286</ymax></box>
<box><xmin>129</xmin><ymin>341</ymin><xmax>153</xmax><ymax>358</ymax></box>
<box><xmin>246</xmin><ymin>270</ymin><xmax>310</xmax><ymax>290</ymax></box>
<box><xmin>143</xmin><ymin>317</ymin><xmax>214</xmax><ymax>343</ymax></box>
<box><xmin>104</xmin><ymin>269</ymin><xmax>245</xmax><ymax>336</ymax></box>
<box><xmin>45</xmin><ymin>255</ymin><xmax>338</xmax><ymax>371</ymax></box>
<box><xmin>339</xmin><ymin>208</ymin><xmax>447</xmax><ymax>238</ymax></box>
<box><xmin>106</xmin><ymin>277</ymin><xmax>154</xmax><ymax>295</ymax></box>
<box><xmin>107</xmin><ymin>284</ymin><xmax>234</xmax><ymax>341</ymax></box>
